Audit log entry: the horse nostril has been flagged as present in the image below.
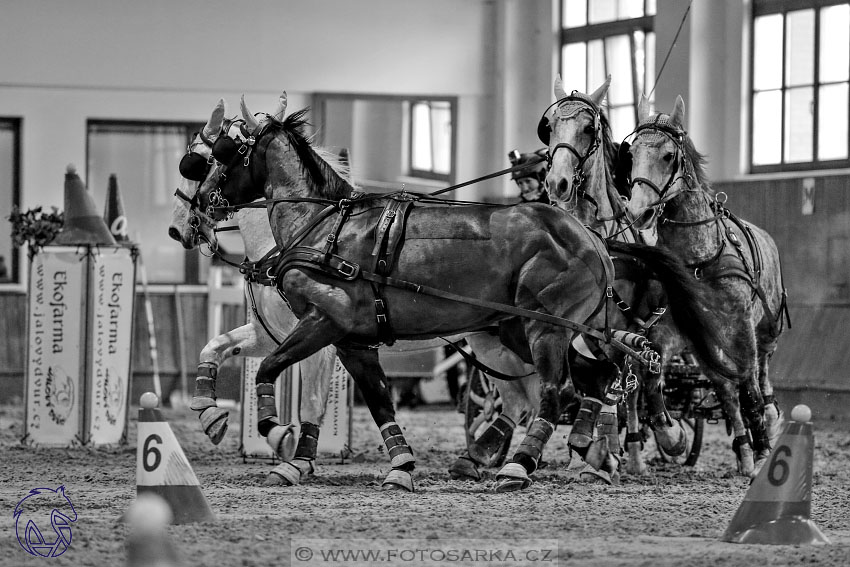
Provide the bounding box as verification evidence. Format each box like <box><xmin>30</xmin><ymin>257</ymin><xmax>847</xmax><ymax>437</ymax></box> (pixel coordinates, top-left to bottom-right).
<box><xmin>556</xmin><ymin>178</ymin><xmax>569</xmax><ymax>200</ymax></box>
<box><xmin>167</xmin><ymin>226</ymin><xmax>181</xmax><ymax>242</ymax></box>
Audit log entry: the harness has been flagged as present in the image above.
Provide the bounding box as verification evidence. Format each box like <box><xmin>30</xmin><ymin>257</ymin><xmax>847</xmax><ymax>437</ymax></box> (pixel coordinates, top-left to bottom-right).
<box><xmin>667</xmin><ymin>200</ymin><xmax>791</xmax><ymax>338</ymax></box>
<box><xmin>624</xmin><ymin>117</ymin><xmax>791</xmax><ymax>338</ymax></box>
<box><xmin>213</xmin><ymin>190</ymin><xmax>661</xmax><ymax>375</ymax></box>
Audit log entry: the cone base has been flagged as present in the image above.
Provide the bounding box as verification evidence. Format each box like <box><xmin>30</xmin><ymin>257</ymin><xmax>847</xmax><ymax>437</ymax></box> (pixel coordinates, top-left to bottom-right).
<box><xmin>137</xmin><ymin>485</ymin><xmax>215</xmax><ymax>524</ymax></box>
<box><xmin>722</xmin><ymin>515</ymin><xmax>831</xmax><ymax>545</ymax></box>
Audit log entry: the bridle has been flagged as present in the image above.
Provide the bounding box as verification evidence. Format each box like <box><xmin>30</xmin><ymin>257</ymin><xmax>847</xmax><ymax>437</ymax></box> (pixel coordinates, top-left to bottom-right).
<box><xmin>623</xmin><ymin>117</ymin><xmax>694</xmax><ymax>216</ymax></box>
<box><xmin>538</xmin><ymin>94</ymin><xmax>602</xmax><ymax>205</ymax></box>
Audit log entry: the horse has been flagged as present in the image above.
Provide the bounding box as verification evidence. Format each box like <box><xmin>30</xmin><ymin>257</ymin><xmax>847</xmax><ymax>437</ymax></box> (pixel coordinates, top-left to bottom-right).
<box><xmin>539</xmin><ymin>75</ymin><xmax>742</xmax><ymax>476</ymax></box>
<box><xmin>169</xmin><ymin>98</ymin><xmax>337</xmax><ymax>487</ymax></box>
<box><xmin>622</xmin><ymin>94</ymin><xmax>790</xmax><ymax>475</ymax></box>
<box><xmin>191</xmin><ymin>93</ymin><xmax>740</xmax><ymax>493</ymax></box>
<box><xmin>171</xmin><ymin>96</ymin><xmax>555</xmax><ymax>488</ymax></box>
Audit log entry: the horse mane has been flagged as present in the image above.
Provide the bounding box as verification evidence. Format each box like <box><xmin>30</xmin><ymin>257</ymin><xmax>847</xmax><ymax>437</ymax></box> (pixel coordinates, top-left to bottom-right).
<box><xmin>264</xmin><ymin>108</ymin><xmax>356</xmax><ymax>199</ymax></box>
<box><xmin>590</xmin><ymin>111</ymin><xmax>628</xmax><ymax>217</ymax></box>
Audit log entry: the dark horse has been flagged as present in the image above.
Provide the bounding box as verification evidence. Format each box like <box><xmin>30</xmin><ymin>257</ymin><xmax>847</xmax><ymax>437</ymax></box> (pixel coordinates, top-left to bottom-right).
<box><xmin>623</xmin><ymin>95</ymin><xmax>790</xmax><ymax>476</ymax></box>
<box><xmin>194</xmin><ymin>95</ymin><xmax>738</xmax><ymax>492</ymax></box>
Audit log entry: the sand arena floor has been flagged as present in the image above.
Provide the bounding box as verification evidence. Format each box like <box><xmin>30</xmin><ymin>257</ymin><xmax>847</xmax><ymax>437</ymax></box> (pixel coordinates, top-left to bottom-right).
<box><xmin>1</xmin><ymin>401</ymin><xmax>849</xmax><ymax>567</ymax></box>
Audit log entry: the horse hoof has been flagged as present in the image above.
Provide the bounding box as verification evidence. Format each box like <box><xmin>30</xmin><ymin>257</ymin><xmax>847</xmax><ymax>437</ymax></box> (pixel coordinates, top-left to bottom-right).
<box><xmin>267</xmin><ymin>424</ymin><xmax>297</xmax><ymax>461</ymax></box>
<box><xmin>655</xmin><ymin>425</ymin><xmax>687</xmax><ymax>457</ymax></box>
<box><xmin>753</xmin><ymin>449</ymin><xmax>771</xmax><ymax>478</ymax></box>
<box><xmin>199</xmin><ymin>407</ymin><xmax>229</xmax><ymax>445</ymax></box>
<box><xmin>494</xmin><ymin>462</ymin><xmax>531</xmax><ymax>492</ymax></box>
<box><xmin>381</xmin><ymin>469</ymin><xmax>414</xmax><ymax>492</ymax></box>
<box><xmin>448</xmin><ymin>456</ymin><xmax>481</xmax><ymax>481</ymax></box>
<box><xmin>583</xmin><ymin>437</ymin><xmax>610</xmax><ymax>471</ymax></box>
<box><xmin>578</xmin><ymin>463</ymin><xmax>613</xmax><ymax>485</ymax></box>
<box><xmin>264</xmin><ymin>459</ymin><xmax>315</xmax><ymax>487</ymax></box>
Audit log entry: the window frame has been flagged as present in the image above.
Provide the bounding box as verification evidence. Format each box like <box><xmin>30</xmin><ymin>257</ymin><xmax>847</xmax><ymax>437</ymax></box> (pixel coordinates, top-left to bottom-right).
<box><xmin>750</xmin><ymin>0</ymin><xmax>850</xmax><ymax>173</ymax></box>
<box><xmin>85</xmin><ymin>119</ymin><xmax>205</xmax><ymax>284</ymax></box>
<box><xmin>0</xmin><ymin>117</ymin><xmax>21</xmax><ymax>287</ymax></box>
<box><xmin>407</xmin><ymin>99</ymin><xmax>456</xmax><ymax>182</ymax></box>
<box><xmin>558</xmin><ymin>1</ymin><xmax>655</xmax><ymax>134</ymax></box>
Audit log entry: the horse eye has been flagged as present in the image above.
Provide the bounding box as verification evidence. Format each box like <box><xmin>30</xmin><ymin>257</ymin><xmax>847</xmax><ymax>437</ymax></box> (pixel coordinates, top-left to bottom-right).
<box><xmin>583</xmin><ymin>125</ymin><xmax>595</xmax><ymax>135</ymax></box>
<box><xmin>663</xmin><ymin>152</ymin><xmax>674</xmax><ymax>162</ymax></box>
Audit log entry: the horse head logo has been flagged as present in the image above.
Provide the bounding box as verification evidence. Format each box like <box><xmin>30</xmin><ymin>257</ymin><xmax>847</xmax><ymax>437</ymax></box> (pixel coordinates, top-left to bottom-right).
<box><xmin>104</xmin><ymin>367</ymin><xmax>125</xmax><ymax>425</ymax></box>
<box><xmin>45</xmin><ymin>366</ymin><xmax>75</xmax><ymax>425</ymax></box>
<box><xmin>14</xmin><ymin>486</ymin><xmax>78</xmax><ymax>557</ymax></box>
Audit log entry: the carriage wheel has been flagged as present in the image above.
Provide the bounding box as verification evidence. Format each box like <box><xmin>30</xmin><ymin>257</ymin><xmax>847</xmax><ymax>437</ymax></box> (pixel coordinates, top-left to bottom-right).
<box><xmin>651</xmin><ymin>415</ymin><xmax>705</xmax><ymax>466</ymax></box>
<box><xmin>463</xmin><ymin>368</ymin><xmax>511</xmax><ymax>468</ymax></box>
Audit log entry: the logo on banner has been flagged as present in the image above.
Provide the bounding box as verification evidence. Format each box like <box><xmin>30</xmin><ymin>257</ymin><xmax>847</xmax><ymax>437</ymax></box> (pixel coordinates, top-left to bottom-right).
<box><xmin>103</xmin><ymin>367</ymin><xmax>125</xmax><ymax>426</ymax></box>
<box><xmin>45</xmin><ymin>366</ymin><xmax>75</xmax><ymax>426</ymax></box>
<box><xmin>14</xmin><ymin>486</ymin><xmax>78</xmax><ymax>558</ymax></box>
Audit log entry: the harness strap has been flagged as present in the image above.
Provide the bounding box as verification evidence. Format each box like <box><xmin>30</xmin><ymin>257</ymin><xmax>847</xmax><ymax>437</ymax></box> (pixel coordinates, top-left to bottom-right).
<box><xmin>246</xmin><ymin>282</ymin><xmax>283</xmax><ymax>346</ymax></box>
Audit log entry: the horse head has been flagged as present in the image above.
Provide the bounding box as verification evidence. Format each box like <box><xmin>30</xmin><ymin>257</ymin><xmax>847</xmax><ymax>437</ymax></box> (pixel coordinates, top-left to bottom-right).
<box><xmin>540</xmin><ymin>75</ymin><xmax>615</xmax><ymax>217</ymax></box>
<box><xmin>196</xmin><ymin>93</ymin><xmax>307</xmax><ymax>226</ymax></box>
<box><xmin>168</xmin><ymin>98</ymin><xmax>228</xmax><ymax>249</ymax></box>
<box><xmin>623</xmin><ymin>94</ymin><xmax>708</xmax><ymax>230</ymax></box>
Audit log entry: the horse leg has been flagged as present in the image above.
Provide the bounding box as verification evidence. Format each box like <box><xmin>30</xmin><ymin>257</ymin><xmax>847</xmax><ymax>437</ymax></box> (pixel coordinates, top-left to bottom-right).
<box><xmin>265</xmin><ymin>345</ymin><xmax>336</xmax><ymax>487</ymax></box>
<box><xmin>739</xmin><ymin>374</ymin><xmax>771</xmax><ymax>474</ymax></box>
<box><xmin>710</xmin><ymin>376</ymin><xmax>755</xmax><ymax>477</ymax></box>
<box><xmin>568</xmin><ymin>346</ymin><xmax>622</xmax><ymax>484</ymax></box>
<box><xmin>253</xmin><ymin>307</ymin><xmax>346</xmax><ymax>461</ymax></box>
<box><xmin>624</xmin><ymin>382</ymin><xmax>648</xmax><ymax>475</ymax></box>
<box><xmin>335</xmin><ymin>346</ymin><xmax>415</xmax><ymax>492</ymax></box>
<box><xmin>191</xmin><ymin>322</ymin><xmax>276</xmax><ymax>444</ymax></box>
<box><xmin>494</xmin><ymin>329</ymin><xmax>565</xmax><ymax>492</ymax></box>
<box><xmin>449</xmin><ymin>333</ymin><xmax>532</xmax><ymax>481</ymax></box>
<box><xmin>759</xmin><ymin>349</ymin><xmax>784</xmax><ymax>448</ymax></box>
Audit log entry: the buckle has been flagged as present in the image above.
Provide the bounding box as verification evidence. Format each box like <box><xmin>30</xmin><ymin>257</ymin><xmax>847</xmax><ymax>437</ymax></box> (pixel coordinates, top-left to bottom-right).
<box><xmin>606</xmin><ymin>286</ymin><xmax>613</xmax><ymax>298</ymax></box>
<box><xmin>338</xmin><ymin>261</ymin><xmax>357</xmax><ymax>278</ymax></box>
<box><xmin>694</xmin><ymin>267</ymin><xmax>703</xmax><ymax>280</ymax></box>
<box><xmin>375</xmin><ymin>299</ymin><xmax>387</xmax><ymax>323</ymax></box>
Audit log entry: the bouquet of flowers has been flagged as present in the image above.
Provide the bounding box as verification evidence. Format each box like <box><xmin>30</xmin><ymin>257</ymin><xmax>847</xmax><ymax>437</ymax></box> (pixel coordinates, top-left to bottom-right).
<box><xmin>8</xmin><ymin>206</ymin><xmax>65</xmax><ymax>254</ymax></box>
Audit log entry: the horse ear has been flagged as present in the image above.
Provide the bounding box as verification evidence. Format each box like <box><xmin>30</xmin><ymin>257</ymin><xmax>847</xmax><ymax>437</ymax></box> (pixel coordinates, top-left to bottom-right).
<box><xmin>637</xmin><ymin>94</ymin><xmax>651</xmax><ymax>121</ymax></box>
<box><xmin>203</xmin><ymin>99</ymin><xmax>226</xmax><ymax>138</ymax></box>
<box><xmin>241</xmin><ymin>95</ymin><xmax>260</xmax><ymax>133</ymax></box>
<box><xmin>589</xmin><ymin>75</ymin><xmax>611</xmax><ymax>106</ymax></box>
<box><xmin>670</xmin><ymin>95</ymin><xmax>686</xmax><ymax>128</ymax></box>
<box><xmin>273</xmin><ymin>91</ymin><xmax>288</xmax><ymax>120</ymax></box>
<box><xmin>554</xmin><ymin>74</ymin><xmax>568</xmax><ymax>100</ymax></box>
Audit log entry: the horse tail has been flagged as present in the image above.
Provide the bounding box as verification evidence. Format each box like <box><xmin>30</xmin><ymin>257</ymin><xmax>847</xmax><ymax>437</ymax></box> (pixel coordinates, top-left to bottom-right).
<box><xmin>605</xmin><ymin>240</ymin><xmax>750</xmax><ymax>383</ymax></box>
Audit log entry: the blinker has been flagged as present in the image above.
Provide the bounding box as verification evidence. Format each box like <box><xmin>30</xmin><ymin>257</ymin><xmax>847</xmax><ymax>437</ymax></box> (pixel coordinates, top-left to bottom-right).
<box><xmin>212</xmin><ymin>135</ymin><xmax>240</xmax><ymax>165</ymax></box>
<box><xmin>179</xmin><ymin>152</ymin><xmax>212</xmax><ymax>182</ymax></box>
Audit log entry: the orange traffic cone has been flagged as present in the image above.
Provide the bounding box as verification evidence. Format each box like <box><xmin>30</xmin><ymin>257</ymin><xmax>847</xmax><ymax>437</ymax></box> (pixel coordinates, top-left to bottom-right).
<box><xmin>135</xmin><ymin>393</ymin><xmax>215</xmax><ymax>524</ymax></box>
<box><xmin>103</xmin><ymin>174</ymin><xmax>132</xmax><ymax>246</ymax></box>
<box><xmin>125</xmin><ymin>493</ymin><xmax>182</xmax><ymax>567</ymax></box>
<box><xmin>721</xmin><ymin>404</ymin><xmax>830</xmax><ymax>545</ymax></box>
<box><xmin>53</xmin><ymin>164</ymin><xmax>116</xmax><ymax>246</ymax></box>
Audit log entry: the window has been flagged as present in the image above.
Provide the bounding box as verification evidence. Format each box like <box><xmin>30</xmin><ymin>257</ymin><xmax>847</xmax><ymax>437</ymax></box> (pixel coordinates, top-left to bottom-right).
<box><xmin>87</xmin><ymin>121</ymin><xmax>206</xmax><ymax>284</ymax></box>
<box><xmin>0</xmin><ymin>118</ymin><xmax>21</xmax><ymax>285</ymax></box>
<box><xmin>408</xmin><ymin>100</ymin><xmax>454</xmax><ymax>181</ymax></box>
<box><xmin>311</xmin><ymin>93</ymin><xmax>457</xmax><ymax>191</ymax></box>
<box><xmin>751</xmin><ymin>0</ymin><xmax>850</xmax><ymax>172</ymax></box>
<box><xmin>559</xmin><ymin>0</ymin><xmax>656</xmax><ymax>142</ymax></box>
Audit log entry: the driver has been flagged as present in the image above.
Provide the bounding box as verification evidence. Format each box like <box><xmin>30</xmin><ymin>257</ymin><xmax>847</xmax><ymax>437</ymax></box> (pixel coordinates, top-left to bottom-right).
<box><xmin>508</xmin><ymin>148</ymin><xmax>550</xmax><ymax>204</ymax></box>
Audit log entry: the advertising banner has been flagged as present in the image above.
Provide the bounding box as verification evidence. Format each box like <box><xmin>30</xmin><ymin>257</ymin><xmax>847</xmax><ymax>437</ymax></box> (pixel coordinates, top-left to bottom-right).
<box><xmin>85</xmin><ymin>247</ymin><xmax>136</xmax><ymax>444</ymax></box>
<box><xmin>24</xmin><ymin>247</ymin><xmax>88</xmax><ymax>446</ymax></box>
